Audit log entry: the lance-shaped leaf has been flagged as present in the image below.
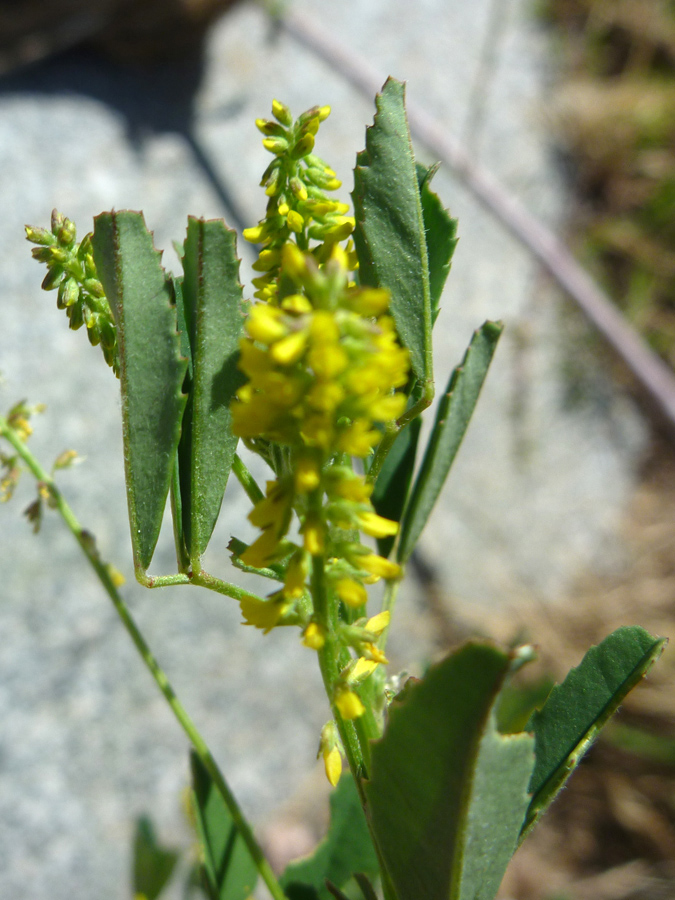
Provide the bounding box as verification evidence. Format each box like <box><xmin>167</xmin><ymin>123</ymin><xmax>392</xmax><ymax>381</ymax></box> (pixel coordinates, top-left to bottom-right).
<box><xmin>521</xmin><ymin>626</ymin><xmax>666</xmax><ymax>839</ymax></box>
<box><xmin>132</xmin><ymin>815</ymin><xmax>180</xmax><ymax>900</ymax></box>
<box><xmin>365</xmin><ymin>643</ymin><xmax>535</xmax><ymax>900</ymax></box>
<box><xmin>92</xmin><ymin>211</ymin><xmax>187</xmax><ymax>572</ymax></box>
<box><xmin>281</xmin><ymin>775</ymin><xmax>379</xmax><ymax>900</ymax></box>
<box><xmin>416</xmin><ymin>162</ymin><xmax>458</xmax><ymax>324</ymax></box>
<box><xmin>397</xmin><ymin>321</ymin><xmax>502</xmax><ymax>563</ymax></box>
<box><xmin>352</xmin><ymin>78</ymin><xmax>432</xmax><ymax>383</ymax></box>
<box><xmin>178</xmin><ymin>217</ymin><xmax>244</xmax><ymax>560</ymax></box>
<box><xmin>371</xmin><ymin>417</ymin><xmax>420</xmax><ymax>559</ymax></box>
<box><xmin>190</xmin><ymin>752</ymin><xmax>258</xmax><ymax>900</ymax></box>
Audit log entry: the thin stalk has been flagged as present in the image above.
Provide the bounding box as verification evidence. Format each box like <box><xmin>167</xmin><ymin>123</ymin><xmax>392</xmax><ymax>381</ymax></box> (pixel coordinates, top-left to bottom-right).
<box><xmin>233</xmin><ymin>453</ymin><xmax>265</xmax><ymax>505</ymax></box>
<box><xmin>379</xmin><ymin>577</ymin><xmax>401</xmax><ymax>655</ymax></box>
<box><xmin>368</xmin><ymin>385</ymin><xmax>433</xmax><ymax>483</ymax></box>
<box><xmin>0</xmin><ymin>417</ymin><xmax>287</xmax><ymax>900</ymax></box>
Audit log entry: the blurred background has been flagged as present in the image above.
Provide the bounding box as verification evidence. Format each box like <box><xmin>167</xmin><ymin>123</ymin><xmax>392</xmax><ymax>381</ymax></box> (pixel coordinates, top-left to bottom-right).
<box><xmin>1</xmin><ymin>0</ymin><xmax>674</xmax><ymax>897</ymax></box>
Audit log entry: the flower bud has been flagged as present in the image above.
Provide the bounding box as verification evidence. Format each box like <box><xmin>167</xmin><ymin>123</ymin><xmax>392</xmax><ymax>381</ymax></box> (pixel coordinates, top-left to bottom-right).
<box><xmin>57</xmin><ymin>219</ymin><xmax>77</xmax><ymax>247</ymax></box>
<box><xmin>25</xmin><ymin>225</ymin><xmax>54</xmax><ymax>246</ymax></box>
<box><xmin>271</xmin><ymin>99</ymin><xmax>293</xmax><ymax>127</ymax></box>
<box><xmin>57</xmin><ymin>278</ymin><xmax>79</xmax><ymax>309</ymax></box>
<box><xmin>41</xmin><ymin>266</ymin><xmax>64</xmax><ymax>291</ymax></box>
<box><xmin>255</xmin><ymin>118</ymin><xmax>287</xmax><ymax>137</ymax></box>
<box><xmin>51</xmin><ymin>209</ymin><xmax>65</xmax><ymax>233</ymax></box>
<box><xmin>262</xmin><ymin>136</ymin><xmax>289</xmax><ymax>155</ymax></box>
<box><xmin>290</xmin><ymin>133</ymin><xmax>315</xmax><ymax>159</ymax></box>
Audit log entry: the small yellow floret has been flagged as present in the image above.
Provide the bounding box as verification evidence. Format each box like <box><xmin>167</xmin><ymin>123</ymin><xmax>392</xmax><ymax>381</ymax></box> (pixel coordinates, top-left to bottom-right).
<box><xmin>303</xmin><ymin>517</ymin><xmax>325</xmax><ymax>556</ymax></box>
<box><xmin>335</xmin><ymin>578</ymin><xmax>367</xmax><ymax>609</ymax></box>
<box><xmin>270</xmin><ymin>330</ymin><xmax>308</xmax><ymax>366</ymax></box>
<box><xmin>247</xmin><ymin>305</ymin><xmax>287</xmax><ymax>344</ymax></box>
<box><xmin>295</xmin><ymin>456</ymin><xmax>321</xmax><ymax>493</ymax></box>
<box><xmin>303</xmin><ymin>622</ymin><xmax>326</xmax><ymax>650</ymax></box>
<box><xmin>281</xmin><ymin>294</ymin><xmax>312</xmax><ymax>314</ymax></box>
<box><xmin>357</xmin><ymin>511</ymin><xmax>399</xmax><ymax>539</ymax></box>
<box><xmin>356</xmin><ymin>553</ymin><xmax>403</xmax><ymax>580</ymax></box>
<box><xmin>243</xmin><ymin>224</ymin><xmax>266</xmax><ymax>243</ymax></box>
<box><xmin>323</xmin><ymin>746</ymin><xmax>342</xmax><ymax>787</ymax></box>
<box><xmin>239</xmin><ymin>595</ymin><xmax>288</xmax><ymax>633</ymax></box>
<box><xmin>335</xmin><ymin>689</ymin><xmax>365</xmax><ymax>720</ymax></box>
<box><xmin>287</xmin><ymin>209</ymin><xmax>304</xmax><ymax>233</ymax></box>
<box><xmin>349</xmin><ymin>657</ymin><xmax>379</xmax><ymax>683</ymax></box>
<box><xmin>284</xmin><ymin>551</ymin><xmax>308</xmax><ymax>599</ymax></box>
<box><xmin>365</xmin><ymin>611</ymin><xmax>390</xmax><ymax>634</ymax></box>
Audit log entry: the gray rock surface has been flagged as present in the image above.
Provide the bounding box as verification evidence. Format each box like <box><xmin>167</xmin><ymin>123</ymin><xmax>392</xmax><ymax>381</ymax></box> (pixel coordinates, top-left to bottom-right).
<box><xmin>0</xmin><ymin>1</ymin><xmax>646</xmax><ymax>897</ymax></box>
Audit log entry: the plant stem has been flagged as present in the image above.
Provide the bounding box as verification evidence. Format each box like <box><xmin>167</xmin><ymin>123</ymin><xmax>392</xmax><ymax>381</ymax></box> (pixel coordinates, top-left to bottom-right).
<box><xmin>0</xmin><ymin>417</ymin><xmax>287</xmax><ymax>900</ymax></box>
<box><xmin>367</xmin><ymin>383</ymin><xmax>434</xmax><ymax>483</ymax></box>
<box><xmin>233</xmin><ymin>453</ymin><xmax>265</xmax><ymax>504</ymax></box>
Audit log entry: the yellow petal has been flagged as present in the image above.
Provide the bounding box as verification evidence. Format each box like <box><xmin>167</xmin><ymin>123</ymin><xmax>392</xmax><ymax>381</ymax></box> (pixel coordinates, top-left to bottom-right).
<box><xmin>335</xmin><ymin>689</ymin><xmax>365</xmax><ymax>720</ymax></box>
<box><xmin>323</xmin><ymin>746</ymin><xmax>342</xmax><ymax>787</ymax></box>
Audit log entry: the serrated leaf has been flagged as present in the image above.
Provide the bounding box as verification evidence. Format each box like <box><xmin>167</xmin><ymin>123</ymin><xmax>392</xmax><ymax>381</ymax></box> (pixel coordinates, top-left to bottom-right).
<box><xmin>416</xmin><ymin>162</ymin><xmax>458</xmax><ymax>324</ymax></box>
<box><xmin>352</xmin><ymin>78</ymin><xmax>432</xmax><ymax>383</ymax></box>
<box><xmin>365</xmin><ymin>643</ymin><xmax>534</xmax><ymax>900</ymax></box>
<box><xmin>397</xmin><ymin>321</ymin><xmax>502</xmax><ymax>563</ymax></box>
<box><xmin>92</xmin><ymin>211</ymin><xmax>187</xmax><ymax>572</ymax></box>
<box><xmin>178</xmin><ymin>217</ymin><xmax>244</xmax><ymax>559</ymax></box>
<box><xmin>190</xmin><ymin>752</ymin><xmax>258</xmax><ymax>900</ymax></box>
<box><xmin>371</xmin><ymin>417</ymin><xmax>420</xmax><ymax>559</ymax></box>
<box><xmin>281</xmin><ymin>775</ymin><xmax>379</xmax><ymax>900</ymax></box>
<box><xmin>522</xmin><ymin>625</ymin><xmax>667</xmax><ymax>839</ymax></box>
<box><xmin>132</xmin><ymin>815</ymin><xmax>179</xmax><ymax>900</ymax></box>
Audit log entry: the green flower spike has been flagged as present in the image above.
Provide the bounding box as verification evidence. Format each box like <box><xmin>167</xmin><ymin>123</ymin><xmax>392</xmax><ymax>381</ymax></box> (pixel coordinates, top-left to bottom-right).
<box><xmin>244</xmin><ymin>101</ymin><xmax>357</xmax><ymax>302</ymax></box>
<box><xmin>26</xmin><ymin>209</ymin><xmax>119</xmax><ymax>375</ymax></box>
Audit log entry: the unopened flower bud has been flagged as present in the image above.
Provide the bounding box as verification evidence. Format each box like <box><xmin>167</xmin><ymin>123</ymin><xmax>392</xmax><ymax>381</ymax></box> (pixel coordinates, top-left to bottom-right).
<box><xmin>262</xmin><ymin>136</ymin><xmax>289</xmax><ymax>155</ymax></box>
<box><xmin>271</xmin><ymin>99</ymin><xmax>293</xmax><ymax>127</ymax></box>
<box><xmin>57</xmin><ymin>278</ymin><xmax>79</xmax><ymax>309</ymax></box>
<box><xmin>25</xmin><ymin>225</ymin><xmax>54</xmax><ymax>246</ymax></box>
<box><xmin>57</xmin><ymin>219</ymin><xmax>77</xmax><ymax>247</ymax></box>
<box><xmin>41</xmin><ymin>266</ymin><xmax>64</xmax><ymax>291</ymax></box>
<box><xmin>51</xmin><ymin>209</ymin><xmax>65</xmax><ymax>233</ymax></box>
<box><xmin>290</xmin><ymin>133</ymin><xmax>315</xmax><ymax>159</ymax></box>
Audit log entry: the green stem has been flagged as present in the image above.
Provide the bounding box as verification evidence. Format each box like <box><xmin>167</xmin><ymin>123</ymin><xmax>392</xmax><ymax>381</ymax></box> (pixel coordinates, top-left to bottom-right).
<box><xmin>367</xmin><ymin>382</ymin><xmax>434</xmax><ymax>483</ymax></box>
<box><xmin>0</xmin><ymin>417</ymin><xmax>287</xmax><ymax>900</ymax></box>
<box><xmin>379</xmin><ymin>577</ymin><xmax>401</xmax><ymax>655</ymax></box>
<box><xmin>233</xmin><ymin>453</ymin><xmax>265</xmax><ymax>505</ymax></box>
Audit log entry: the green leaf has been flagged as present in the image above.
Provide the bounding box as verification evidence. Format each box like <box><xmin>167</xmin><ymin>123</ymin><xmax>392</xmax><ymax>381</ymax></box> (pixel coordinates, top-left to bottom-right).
<box><xmin>352</xmin><ymin>78</ymin><xmax>432</xmax><ymax>383</ymax></box>
<box><xmin>365</xmin><ymin>643</ymin><xmax>535</xmax><ymax>900</ymax></box>
<box><xmin>281</xmin><ymin>775</ymin><xmax>379</xmax><ymax>900</ymax></box>
<box><xmin>132</xmin><ymin>815</ymin><xmax>180</xmax><ymax>900</ymax></box>
<box><xmin>416</xmin><ymin>162</ymin><xmax>458</xmax><ymax>324</ymax></box>
<box><xmin>522</xmin><ymin>626</ymin><xmax>667</xmax><ymax>839</ymax></box>
<box><xmin>92</xmin><ymin>211</ymin><xmax>188</xmax><ymax>572</ymax></box>
<box><xmin>397</xmin><ymin>321</ymin><xmax>502</xmax><ymax>564</ymax></box>
<box><xmin>178</xmin><ymin>217</ymin><xmax>244</xmax><ymax>560</ymax></box>
<box><xmin>190</xmin><ymin>752</ymin><xmax>258</xmax><ymax>900</ymax></box>
<box><xmin>371</xmin><ymin>417</ymin><xmax>420</xmax><ymax>559</ymax></box>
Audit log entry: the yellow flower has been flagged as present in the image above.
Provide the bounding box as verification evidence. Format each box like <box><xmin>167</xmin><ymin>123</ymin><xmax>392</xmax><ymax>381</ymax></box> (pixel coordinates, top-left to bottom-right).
<box><xmin>335</xmin><ymin>688</ymin><xmax>365</xmax><ymax>720</ymax></box>
<box><xmin>352</xmin><ymin>553</ymin><xmax>403</xmax><ymax>581</ymax></box>
<box><xmin>284</xmin><ymin>550</ymin><xmax>308</xmax><ymax>599</ymax></box>
<box><xmin>357</xmin><ymin>511</ymin><xmax>399</xmax><ymax>539</ymax></box>
<box><xmin>294</xmin><ymin>456</ymin><xmax>321</xmax><ymax>493</ymax></box>
<box><xmin>323</xmin><ymin>746</ymin><xmax>342</xmax><ymax>787</ymax></box>
<box><xmin>365</xmin><ymin>610</ymin><xmax>390</xmax><ymax>634</ymax></box>
<box><xmin>335</xmin><ymin>578</ymin><xmax>367</xmax><ymax>609</ymax></box>
<box><xmin>348</xmin><ymin>657</ymin><xmax>379</xmax><ymax>684</ymax></box>
<box><xmin>303</xmin><ymin>622</ymin><xmax>325</xmax><ymax>650</ymax></box>
<box><xmin>239</xmin><ymin>595</ymin><xmax>289</xmax><ymax>633</ymax></box>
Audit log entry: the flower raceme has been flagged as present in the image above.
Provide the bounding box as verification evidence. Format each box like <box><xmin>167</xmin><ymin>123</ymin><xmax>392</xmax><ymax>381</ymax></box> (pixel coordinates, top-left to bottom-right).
<box><xmin>243</xmin><ymin>99</ymin><xmax>358</xmax><ymax>302</ymax></box>
<box><xmin>232</xmin><ymin>243</ymin><xmax>408</xmax><ymax>569</ymax></box>
<box><xmin>230</xmin><ymin>242</ymin><xmax>408</xmax><ymax>741</ymax></box>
